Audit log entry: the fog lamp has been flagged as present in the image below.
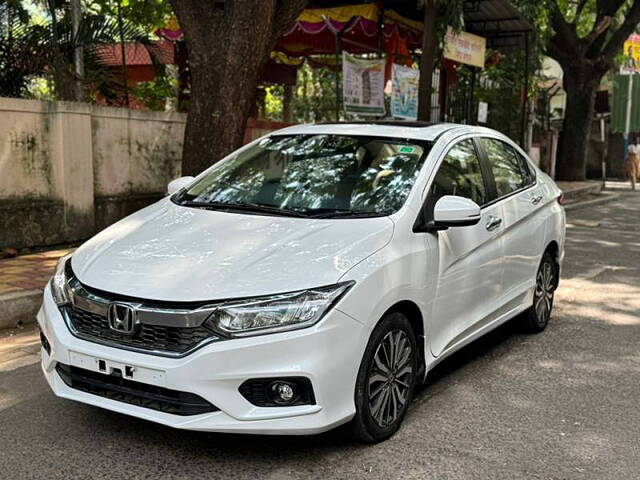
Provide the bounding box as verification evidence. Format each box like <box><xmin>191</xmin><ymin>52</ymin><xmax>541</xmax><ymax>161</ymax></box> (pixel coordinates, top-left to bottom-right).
<box><xmin>271</xmin><ymin>382</ymin><xmax>295</xmax><ymax>403</ymax></box>
<box><xmin>238</xmin><ymin>377</ymin><xmax>315</xmax><ymax>407</ymax></box>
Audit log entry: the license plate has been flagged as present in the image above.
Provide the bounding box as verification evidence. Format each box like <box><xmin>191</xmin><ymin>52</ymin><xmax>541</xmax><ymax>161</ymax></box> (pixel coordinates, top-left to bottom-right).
<box><xmin>68</xmin><ymin>351</ymin><xmax>166</xmax><ymax>386</ymax></box>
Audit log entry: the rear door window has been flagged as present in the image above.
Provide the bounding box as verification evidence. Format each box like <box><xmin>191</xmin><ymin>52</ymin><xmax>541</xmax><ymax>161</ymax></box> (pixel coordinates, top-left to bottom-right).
<box><xmin>481</xmin><ymin>138</ymin><xmax>533</xmax><ymax>198</ymax></box>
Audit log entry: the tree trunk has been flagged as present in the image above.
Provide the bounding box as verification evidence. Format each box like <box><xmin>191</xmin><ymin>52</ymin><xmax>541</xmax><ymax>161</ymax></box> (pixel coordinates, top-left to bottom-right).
<box><xmin>283</xmin><ymin>84</ymin><xmax>293</xmax><ymax>123</ymax></box>
<box><xmin>47</xmin><ymin>0</ymin><xmax>75</xmax><ymax>101</ymax></box>
<box><xmin>417</xmin><ymin>0</ymin><xmax>439</xmax><ymax>122</ymax></box>
<box><xmin>170</xmin><ymin>0</ymin><xmax>307</xmax><ymax>177</ymax></box>
<box><xmin>555</xmin><ymin>67</ymin><xmax>601</xmax><ymax>181</ymax></box>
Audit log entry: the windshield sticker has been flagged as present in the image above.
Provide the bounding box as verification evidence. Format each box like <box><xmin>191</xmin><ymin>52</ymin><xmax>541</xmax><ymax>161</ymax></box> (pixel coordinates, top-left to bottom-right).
<box><xmin>399</xmin><ymin>146</ymin><xmax>416</xmax><ymax>154</ymax></box>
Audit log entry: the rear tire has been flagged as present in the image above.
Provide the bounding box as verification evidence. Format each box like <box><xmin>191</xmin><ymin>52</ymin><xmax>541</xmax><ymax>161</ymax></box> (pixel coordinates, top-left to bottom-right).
<box><xmin>348</xmin><ymin>312</ymin><xmax>417</xmax><ymax>443</ymax></box>
<box><xmin>522</xmin><ymin>252</ymin><xmax>557</xmax><ymax>333</ymax></box>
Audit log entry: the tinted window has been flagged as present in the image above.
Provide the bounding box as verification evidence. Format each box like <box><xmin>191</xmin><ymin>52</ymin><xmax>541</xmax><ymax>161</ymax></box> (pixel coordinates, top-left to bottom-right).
<box><xmin>518</xmin><ymin>151</ymin><xmax>537</xmax><ymax>185</ymax></box>
<box><xmin>430</xmin><ymin>139</ymin><xmax>487</xmax><ymax>206</ymax></box>
<box><xmin>482</xmin><ymin>138</ymin><xmax>532</xmax><ymax>197</ymax></box>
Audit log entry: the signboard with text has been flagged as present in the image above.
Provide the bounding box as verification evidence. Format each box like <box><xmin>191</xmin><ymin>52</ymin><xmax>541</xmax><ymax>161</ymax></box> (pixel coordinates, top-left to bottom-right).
<box><xmin>443</xmin><ymin>27</ymin><xmax>486</xmax><ymax>69</ymax></box>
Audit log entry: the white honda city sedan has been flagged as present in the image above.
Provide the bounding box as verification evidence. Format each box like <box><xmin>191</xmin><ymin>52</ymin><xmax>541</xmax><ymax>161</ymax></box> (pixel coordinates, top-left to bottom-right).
<box><xmin>39</xmin><ymin>122</ymin><xmax>565</xmax><ymax>443</ymax></box>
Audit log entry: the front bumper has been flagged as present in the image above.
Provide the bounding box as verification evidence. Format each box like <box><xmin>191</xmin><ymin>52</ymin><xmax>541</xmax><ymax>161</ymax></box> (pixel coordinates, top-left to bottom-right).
<box><xmin>38</xmin><ymin>285</ymin><xmax>367</xmax><ymax>435</ymax></box>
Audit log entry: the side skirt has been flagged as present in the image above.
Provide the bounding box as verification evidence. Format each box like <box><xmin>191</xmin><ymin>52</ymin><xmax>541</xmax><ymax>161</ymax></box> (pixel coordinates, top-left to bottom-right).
<box><xmin>425</xmin><ymin>287</ymin><xmax>533</xmax><ymax>373</ymax></box>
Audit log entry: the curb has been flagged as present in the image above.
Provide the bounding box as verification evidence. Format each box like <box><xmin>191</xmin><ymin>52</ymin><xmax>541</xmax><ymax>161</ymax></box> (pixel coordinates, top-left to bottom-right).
<box><xmin>0</xmin><ymin>289</ymin><xmax>42</xmax><ymax>330</ymax></box>
<box><xmin>564</xmin><ymin>192</ymin><xmax>620</xmax><ymax>211</ymax></box>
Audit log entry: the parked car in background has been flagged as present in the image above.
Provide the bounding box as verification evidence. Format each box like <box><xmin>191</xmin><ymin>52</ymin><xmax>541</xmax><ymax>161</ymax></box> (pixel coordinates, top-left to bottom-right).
<box><xmin>39</xmin><ymin>122</ymin><xmax>565</xmax><ymax>443</ymax></box>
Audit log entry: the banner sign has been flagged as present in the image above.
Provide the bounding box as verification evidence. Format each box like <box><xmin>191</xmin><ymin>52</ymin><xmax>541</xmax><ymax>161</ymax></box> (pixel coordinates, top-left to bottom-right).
<box><xmin>612</xmin><ymin>74</ymin><xmax>640</xmax><ymax>133</ymax></box>
<box><xmin>621</xmin><ymin>34</ymin><xmax>640</xmax><ymax>74</ymax></box>
<box><xmin>478</xmin><ymin>101</ymin><xmax>488</xmax><ymax>123</ymax></box>
<box><xmin>391</xmin><ymin>64</ymin><xmax>420</xmax><ymax>120</ymax></box>
<box><xmin>443</xmin><ymin>27</ymin><xmax>486</xmax><ymax>69</ymax></box>
<box><xmin>342</xmin><ymin>52</ymin><xmax>385</xmax><ymax>116</ymax></box>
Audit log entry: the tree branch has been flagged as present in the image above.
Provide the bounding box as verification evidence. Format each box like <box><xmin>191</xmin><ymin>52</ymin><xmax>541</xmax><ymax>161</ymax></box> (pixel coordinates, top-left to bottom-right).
<box><xmin>584</xmin><ymin>16</ymin><xmax>612</xmax><ymax>46</ymax></box>
<box><xmin>270</xmin><ymin>0</ymin><xmax>307</xmax><ymax>45</ymax></box>
<box><xmin>548</xmin><ymin>1</ymin><xmax>582</xmax><ymax>60</ymax></box>
<box><xmin>587</xmin><ymin>0</ymin><xmax>625</xmax><ymax>58</ymax></box>
<box><xmin>573</xmin><ymin>0</ymin><xmax>590</xmax><ymax>24</ymax></box>
<box><xmin>602</xmin><ymin>0</ymin><xmax>640</xmax><ymax>61</ymax></box>
<box><xmin>596</xmin><ymin>0</ymin><xmax>626</xmax><ymax>22</ymax></box>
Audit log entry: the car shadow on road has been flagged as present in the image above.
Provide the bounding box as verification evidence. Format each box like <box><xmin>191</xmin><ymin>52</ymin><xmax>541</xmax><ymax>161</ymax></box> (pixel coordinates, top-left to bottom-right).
<box><xmin>412</xmin><ymin>316</ymin><xmax>525</xmax><ymax>403</ymax></box>
<box><xmin>85</xmin><ymin>315</ymin><xmax>527</xmax><ymax>457</ymax></box>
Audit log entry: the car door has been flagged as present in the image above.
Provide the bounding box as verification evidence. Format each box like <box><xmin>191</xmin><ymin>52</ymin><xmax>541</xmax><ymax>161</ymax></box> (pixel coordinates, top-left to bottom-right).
<box><xmin>426</xmin><ymin>137</ymin><xmax>505</xmax><ymax>357</ymax></box>
<box><xmin>477</xmin><ymin>137</ymin><xmax>545</xmax><ymax>305</ymax></box>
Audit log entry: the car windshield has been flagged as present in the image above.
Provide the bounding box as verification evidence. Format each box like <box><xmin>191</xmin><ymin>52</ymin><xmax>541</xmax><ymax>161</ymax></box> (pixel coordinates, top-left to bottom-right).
<box><xmin>175</xmin><ymin>134</ymin><xmax>432</xmax><ymax>218</ymax></box>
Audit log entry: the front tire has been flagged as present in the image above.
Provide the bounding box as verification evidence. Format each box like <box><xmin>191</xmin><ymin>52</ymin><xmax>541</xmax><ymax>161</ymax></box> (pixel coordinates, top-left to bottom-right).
<box><xmin>348</xmin><ymin>312</ymin><xmax>418</xmax><ymax>443</ymax></box>
<box><xmin>522</xmin><ymin>252</ymin><xmax>557</xmax><ymax>333</ymax></box>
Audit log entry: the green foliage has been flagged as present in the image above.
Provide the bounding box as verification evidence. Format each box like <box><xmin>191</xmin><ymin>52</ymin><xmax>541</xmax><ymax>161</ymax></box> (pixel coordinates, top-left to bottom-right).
<box><xmin>131</xmin><ymin>72</ymin><xmax>177</xmax><ymax>110</ymax></box>
<box><xmin>87</xmin><ymin>0</ymin><xmax>173</xmax><ymax>31</ymax></box>
<box><xmin>25</xmin><ymin>76</ymin><xmax>56</xmax><ymax>99</ymax></box>
<box><xmin>264</xmin><ymin>85</ymin><xmax>284</xmax><ymax>121</ymax></box>
<box><xmin>0</xmin><ymin>0</ymin><xmax>167</xmax><ymax>101</ymax></box>
<box><xmin>550</xmin><ymin>0</ymin><xmax>636</xmax><ymax>39</ymax></box>
<box><xmin>291</xmin><ymin>63</ymin><xmax>339</xmax><ymax>123</ymax></box>
<box><xmin>0</xmin><ymin>3</ymin><xmax>50</xmax><ymax>97</ymax></box>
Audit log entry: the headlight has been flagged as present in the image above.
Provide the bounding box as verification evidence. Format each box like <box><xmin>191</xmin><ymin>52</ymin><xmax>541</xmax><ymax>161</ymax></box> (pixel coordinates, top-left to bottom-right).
<box><xmin>205</xmin><ymin>282</ymin><xmax>353</xmax><ymax>337</ymax></box>
<box><xmin>50</xmin><ymin>254</ymin><xmax>72</xmax><ymax>306</ymax></box>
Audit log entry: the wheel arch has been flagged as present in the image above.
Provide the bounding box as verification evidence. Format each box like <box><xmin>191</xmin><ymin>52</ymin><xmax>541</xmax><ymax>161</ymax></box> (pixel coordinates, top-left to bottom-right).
<box><xmin>381</xmin><ymin>300</ymin><xmax>427</xmax><ymax>382</ymax></box>
<box><xmin>544</xmin><ymin>240</ymin><xmax>560</xmax><ymax>289</ymax></box>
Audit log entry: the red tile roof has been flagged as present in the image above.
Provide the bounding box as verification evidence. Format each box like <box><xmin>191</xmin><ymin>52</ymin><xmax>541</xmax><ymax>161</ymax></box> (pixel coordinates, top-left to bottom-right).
<box><xmin>94</xmin><ymin>40</ymin><xmax>174</xmax><ymax>67</ymax></box>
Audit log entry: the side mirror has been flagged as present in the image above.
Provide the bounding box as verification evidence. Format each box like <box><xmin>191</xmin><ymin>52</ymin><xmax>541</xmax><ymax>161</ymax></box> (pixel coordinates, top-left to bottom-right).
<box><xmin>167</xmin><ymin>176</ymin><xmax>195</xmax><ymax>195</ymax></box>
<box><xmin>414</xmin><ymin>195</ymin><xmax>481</xmax><ymax>233</ymax></box>
<box><xmin>432</xmin><ymin>195</ymin><xmax>481</xmax><ymax>230</ymax></box>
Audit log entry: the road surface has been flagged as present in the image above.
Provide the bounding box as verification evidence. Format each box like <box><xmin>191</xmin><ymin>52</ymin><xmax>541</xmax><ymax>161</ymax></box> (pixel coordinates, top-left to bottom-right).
<box><xmin>1</xmin><ymin>191</ymin><xmax>639</xmax><ymax>479</ymax></box>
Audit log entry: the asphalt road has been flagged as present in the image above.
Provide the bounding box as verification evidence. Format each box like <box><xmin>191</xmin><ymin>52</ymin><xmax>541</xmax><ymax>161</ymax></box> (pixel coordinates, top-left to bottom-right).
<box><xmin>1</xmin><ymin>191</ymin><xmax>639</xmax><ymax>479</ymax></box>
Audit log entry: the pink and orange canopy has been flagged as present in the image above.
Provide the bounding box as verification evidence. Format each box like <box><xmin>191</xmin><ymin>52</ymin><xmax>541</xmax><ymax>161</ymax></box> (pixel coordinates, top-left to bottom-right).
<box><xmin>158</xmin><ymin>4</ymin><xmax>423</xmax><ymax>60</ymax></box>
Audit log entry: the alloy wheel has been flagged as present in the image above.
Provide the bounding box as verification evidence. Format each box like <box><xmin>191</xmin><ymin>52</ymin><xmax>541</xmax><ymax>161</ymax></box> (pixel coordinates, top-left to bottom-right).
<box><xmin>534</xmin><ymin>261</ymin><xmax>555</xmax><ymax>325</ymax></box>
<box><xmin>367</xmin><ymin>329</ymin><xmax>414</xmax><ymax>428</ymax></box>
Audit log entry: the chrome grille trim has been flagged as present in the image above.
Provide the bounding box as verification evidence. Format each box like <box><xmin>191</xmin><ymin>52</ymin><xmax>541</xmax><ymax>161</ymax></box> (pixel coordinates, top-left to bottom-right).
<box><xmin>62</xmin><ymin>276</ymin><xmax>225</xmax><ymax>357</ymax></box>
<box><xmin>67</xmin><ymin>276</ymin><xmax>217</xmax><ymax>328</ymax></box>
<box><xmin>62</xmin><ymin>307</ymin><xmax>221</xmax><ymax>358</ymax></box>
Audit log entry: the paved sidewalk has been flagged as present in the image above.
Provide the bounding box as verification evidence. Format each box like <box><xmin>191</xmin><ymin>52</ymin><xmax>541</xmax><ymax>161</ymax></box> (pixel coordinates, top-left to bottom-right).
<box><xmin>0</xmin><ymin>249</ymin><xmax>72</xmax><ymax>329</ymax></box>
<box><xmin>0</xmin><ymin>249</ymin><xmax>70</xmax><ymax>295</ymax></box>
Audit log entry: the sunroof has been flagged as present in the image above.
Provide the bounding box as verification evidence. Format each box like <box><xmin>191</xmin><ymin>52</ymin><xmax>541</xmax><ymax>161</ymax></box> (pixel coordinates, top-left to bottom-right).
<box><xmin>316</xmin><ymin>120</ymin><xmax>440</xmax><ymax>128</ymax></box>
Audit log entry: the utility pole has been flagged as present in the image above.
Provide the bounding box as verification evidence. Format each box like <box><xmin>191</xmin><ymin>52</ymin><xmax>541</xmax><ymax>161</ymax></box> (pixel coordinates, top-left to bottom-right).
<box><xmin>70</xmin><ymin>0</ymin><xmax>84</xmax><ymax>101</ymax></box>
<box><xmin>624</xmin><ymin>74</ymin><xmax>634</xmax><ymax>159</ymax></box>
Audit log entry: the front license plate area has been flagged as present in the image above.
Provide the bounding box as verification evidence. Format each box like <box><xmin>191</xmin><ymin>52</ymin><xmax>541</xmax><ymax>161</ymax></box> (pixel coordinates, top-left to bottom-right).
<box><xmin>68</xmin><ymin>351</ymin><xmax>166</xmax><ymax>386</ymax></box>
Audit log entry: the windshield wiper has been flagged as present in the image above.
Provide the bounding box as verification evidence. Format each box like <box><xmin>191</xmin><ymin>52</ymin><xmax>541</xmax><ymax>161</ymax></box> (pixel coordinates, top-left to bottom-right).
<box><xmin>311</xmin><ymin>209</ymin><xmax>386</xmax><ymax>219</ymax></box>
<box><xmin>178</xmin><ymin>200</ymin><xmax>311</xmax><ymax>218</ymax></box>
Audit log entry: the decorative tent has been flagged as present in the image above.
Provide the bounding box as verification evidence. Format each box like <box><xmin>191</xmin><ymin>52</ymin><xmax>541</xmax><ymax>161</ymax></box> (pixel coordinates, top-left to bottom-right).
<box><xmin>156</xmin><ymin>0</ymin><xmax>534</xmax><ymax>141</ymax></box>
<box><xmin>274</xmin><ymin>5</ymin><xmax>422</xmax><ymax>59</ymax></box>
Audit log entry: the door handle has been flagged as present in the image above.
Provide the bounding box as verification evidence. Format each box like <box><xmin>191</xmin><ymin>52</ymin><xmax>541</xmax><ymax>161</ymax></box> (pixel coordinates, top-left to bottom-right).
<box><xmin>531</xmin><ymin>194</ymin><xmax>543</xmax><ymax>205</ymax></box>
<box><xmin>485</xmin><ymin>216</ymin><xmax>503</xmax><ymax>231</ymax></box>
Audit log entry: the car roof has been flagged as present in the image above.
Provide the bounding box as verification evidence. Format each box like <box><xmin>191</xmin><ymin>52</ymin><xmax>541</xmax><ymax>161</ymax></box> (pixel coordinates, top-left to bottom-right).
<box><xmin>272</xmin><ymin>121</ymin><xmax>484</xmax><ymax>142</ymax></box>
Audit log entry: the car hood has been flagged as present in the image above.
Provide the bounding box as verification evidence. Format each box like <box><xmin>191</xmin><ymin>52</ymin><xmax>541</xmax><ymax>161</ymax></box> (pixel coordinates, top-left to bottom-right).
<box><xmin>71</xmin><ymin>200</ymin><xmax>394</xmax><ymax>302</ymax></box>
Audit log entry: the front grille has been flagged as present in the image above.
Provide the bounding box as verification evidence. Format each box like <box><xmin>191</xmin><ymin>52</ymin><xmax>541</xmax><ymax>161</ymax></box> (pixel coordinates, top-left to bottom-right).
<box><xmin>56</xmin><ymin>363</ymin><xmax>218</xmax><ymax>416</ymax></box>
<box><xmin>65</xmin><ymin>306</ymin><xmax>217</xmax><ymax>356</ymax></box>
